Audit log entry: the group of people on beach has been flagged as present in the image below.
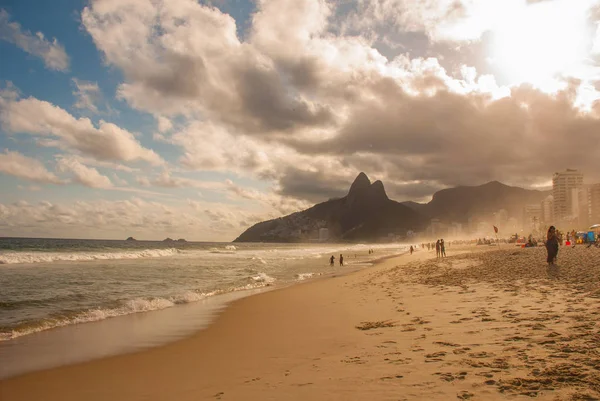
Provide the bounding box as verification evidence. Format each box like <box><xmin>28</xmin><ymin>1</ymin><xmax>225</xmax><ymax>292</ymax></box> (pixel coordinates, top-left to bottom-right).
<box><xmin>329</xmin><ymin>254</ymin><xmax>344</xmax><ymax>266</ymax></box>
<box><xmin>545</xmin><ymin>225</ymin><xmax>599</xmax><ymax>265</ymax></box>
<box><xmin>435</xmin><ymin>239</ymin><xmax>446</xmax><ymax>258</ymax></box>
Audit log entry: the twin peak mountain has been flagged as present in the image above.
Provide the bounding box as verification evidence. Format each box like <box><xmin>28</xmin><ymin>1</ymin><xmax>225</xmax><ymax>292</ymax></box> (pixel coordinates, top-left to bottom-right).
<box><xmin>233</xmin><ymin>172</ymin><xmax>549</xmax><ymax>242</ymax></box>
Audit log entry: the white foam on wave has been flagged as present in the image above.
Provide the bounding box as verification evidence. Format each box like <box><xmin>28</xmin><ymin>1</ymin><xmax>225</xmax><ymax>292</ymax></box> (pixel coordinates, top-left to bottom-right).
<box><xmin>208</xmin><ymin>247</ymin><xmax>236</xmax><ymax>254</ymax></box>
<box><xmin>251</xmin><ymin>272</ymin><xmax>276</xmax><ymax>284</ymax></box>
<box><xmin>295</xmin><ymin>272</ymin><xmax>316</xmax><ymax>281</ymax></box>
<box><xmin>0</xmin><ymin>291</ymin><xmax>214</xmax><ymax>341</ymax></box>
<box><xmin>0</xmin><ymin>248</ymin><xmax>181</xmax><ymax>265</ymax></box>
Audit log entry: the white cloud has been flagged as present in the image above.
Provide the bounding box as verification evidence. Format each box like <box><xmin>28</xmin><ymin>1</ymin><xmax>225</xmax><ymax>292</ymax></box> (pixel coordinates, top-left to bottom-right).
<box><xmin>72</xmin><ymin>78</ymin><xmax>101</xmax><ymax>114</ymax></box>
<box><xmin>156</xmin><ymin>116</ymin><xmax>173</xmax><ymax>133</ymax></box>
<box><xmin>0</xmin><ymin>150</ymin><xmax>62</xmax><ymax>184</ymax></box>
<box><xmin>57</xmin><ymin>0</ymin><xmax>600</xmax><ymax>206</ymax></box>
<box><xmin>0</xmin><ymin>94</ymin><xmax>164</xmax><ymax>165</ymax></box>
<box><xmin>0</xmin><ymin>197</ymin><xmax>265</xmax><ymax>241</ymax></box>
<box><xmin>137</xmin><ymin>170</ymin><xmax>228</xmax><ymax>190</ymax></box>
<box><xmin>82</xmin><ymin>0</ymin><xmax>334</xmax><ymax>134</ymax></box>
<box><xmin>0</xmin><ymin>9</ymin><xmax>69</xmax><ymax>71</ymax></box>
<box><xmin>224</xmin><ymin>179</ymin><xmax>312</xmax><ymax>215</ymax></box>
<box><xmin>111</xmin><ymin>173</ymin><xmax>128</xmax><ymax>186</ymax></box>
<box><xmin>56</xmin><ymin>156</ymin><xmax>113</xmax><ymax>189</ymax></box>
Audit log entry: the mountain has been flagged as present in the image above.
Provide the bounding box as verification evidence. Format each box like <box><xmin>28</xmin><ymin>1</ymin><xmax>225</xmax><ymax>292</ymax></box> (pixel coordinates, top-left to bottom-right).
<box><xmin>401</xmin><ymin>181</ymin><xmax>551</xmax><ymax>223</ymax></box>
<box><xmin>234</xmin><ymin>173</ymin><xmax>427</xmax><ymax>242</ymax></box>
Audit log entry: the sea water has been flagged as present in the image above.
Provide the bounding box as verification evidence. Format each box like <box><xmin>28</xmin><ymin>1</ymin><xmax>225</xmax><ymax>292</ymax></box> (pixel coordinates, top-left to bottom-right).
<box><xmin>0</xmin><ymin>238</ymin><xmax>406</xmax><ymax>377</ymax></box>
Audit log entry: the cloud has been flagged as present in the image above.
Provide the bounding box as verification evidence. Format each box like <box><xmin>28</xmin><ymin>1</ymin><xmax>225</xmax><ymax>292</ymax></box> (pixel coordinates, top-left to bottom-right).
<box><xmin>81</xmin><ymin>0</ymin><xmax>335</xmax><ymax>135</ymax></box>
<box><xmin>137</xmin><ymin>171</ymin><xmax>228</xmax><ymax>190</ymax></box>
<box><xmin>0</xmin><ymin>94</ymin><xmax>164</xmax><ymax>165</ymax></box>
<box><xmin>0</xmin><ymin>150</ymin><xmax>63</xmax><ymax>184</ymax></box>
<box><xmin>74</xmin><ymin>0</ymin><xmax>600</xmax><ymax>208</ymax></box>
<box><xmin>188</xmin><ymin>199</ymin><xmax>268</xmax><ymax>232</ymax></box>
<box><xmin>156</xmin><ymin>116</ymin><xmax>173</xmax><ymax>133</ymax></box>
<box><xmin>56</xmin><ymin>156</ymin><xmax>113</xmax><ymax>188</ymax></box>
<box><xmin>0</xmin><ymin>9</ymin><xmax>69</xmax><ymax>71</ymax></box>
<box><xmin>0</xmin><ymin>197</ymin><xmax>268</xmax><ymax>240</ymax></box>
<box><xmin>224</xmin><ymin>179</ymin><xmax>312</xmax><ymax>215</ymax></box>
<box><xmin>72</xmin><ymin>78</ymin><xmax>101</xmax><ymax>114</ymax></box>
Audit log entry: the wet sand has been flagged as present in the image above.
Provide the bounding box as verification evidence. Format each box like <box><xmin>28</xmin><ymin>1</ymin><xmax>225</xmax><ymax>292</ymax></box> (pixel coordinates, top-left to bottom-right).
<box><xmin>2</xmin><ymin>245</ymin><xmax>600</xmax><ymax>400</ymax></box>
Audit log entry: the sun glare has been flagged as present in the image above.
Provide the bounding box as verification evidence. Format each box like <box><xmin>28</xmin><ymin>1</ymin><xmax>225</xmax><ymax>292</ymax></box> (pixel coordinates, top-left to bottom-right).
<box><xmin>491</xmin><ymin>1</ymin><xmax>591</xmax><ymax>88</ymax></box>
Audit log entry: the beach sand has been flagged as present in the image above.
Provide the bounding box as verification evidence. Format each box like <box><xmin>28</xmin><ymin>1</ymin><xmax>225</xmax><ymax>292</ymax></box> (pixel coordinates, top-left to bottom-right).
<box><xmin>2</xmin><ymin>245</ymin><xmax>600</xmax><ymax>400</ymax></box>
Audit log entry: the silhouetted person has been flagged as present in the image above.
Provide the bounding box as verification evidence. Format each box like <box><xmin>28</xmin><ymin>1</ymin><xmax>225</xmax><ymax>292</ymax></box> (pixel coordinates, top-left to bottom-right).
<box><xmin>410</xmin><ymin>245</ymin><xmax>414</xmax><ymax>255</ymax></box>
<box><xmin>427</xmin><ymin>243</ymin><xmax>431</xmax><ymax>251</ymax></box>
<box><xmin>435</xmin><ymin>240</ymin><xmax>441</xmax><ymax>258</ymax></box>
<box><xmin>339</xmin><ymin>254</ymin><xmax>344</xmax><ymax>266</ymax></box>
<box><xmin>330</xmin><ymin>255</ymin><xmax>335</xmax><ymax>266</ymax></box>
<box><xmin>546</xmin><ymin>226</ymin><xmax>559</xmax><ymax>265</ymax></box>
<box><xmin>441</xmin><ymin>239</ymin><xmax>446</xmax><ymax>257</ymax></box>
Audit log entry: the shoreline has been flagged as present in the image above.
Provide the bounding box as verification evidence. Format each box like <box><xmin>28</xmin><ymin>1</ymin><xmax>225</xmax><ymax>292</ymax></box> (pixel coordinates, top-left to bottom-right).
<box><xmin>0</xmin><ymin>247</ymin><xmax>422</xmax><ymax>394</ymax></box>
<box><xmin>6</xmin><ymin>245</ymin><xmax>598</xmax><ymax>400</ymax></box>
<box><xmin>0</xmin><ymin>246</ymin><xmax>407</xmax><ymax>379</ymax></box>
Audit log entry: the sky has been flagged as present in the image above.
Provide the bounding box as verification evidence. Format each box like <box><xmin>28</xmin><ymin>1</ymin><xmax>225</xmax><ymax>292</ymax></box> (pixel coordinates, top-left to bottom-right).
<box><xmin>1</xmin><ymin>0</ymin><xmax>600</xmax><ymax>241</ymax></box>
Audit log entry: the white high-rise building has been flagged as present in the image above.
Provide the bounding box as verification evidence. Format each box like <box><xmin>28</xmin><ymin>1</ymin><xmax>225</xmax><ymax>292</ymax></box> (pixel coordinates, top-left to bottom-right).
<box><xmin>577</xmin><ymin>186</ymin><xmax>592</xmax><ymax>228</ymax></box>
<box><xmin>591</xmin><ymin>183</ymin><xmax>600</xmax><ymax>225</ymax></box>
<box><xmin>541</xmin><ymin>195</ymin><xmax>554</xmax><ymax>224</ymax></box>
<box><xmin>552</xmin><ymin>169</ymin><xmax>584</xmax><ymax>222</ymax></box>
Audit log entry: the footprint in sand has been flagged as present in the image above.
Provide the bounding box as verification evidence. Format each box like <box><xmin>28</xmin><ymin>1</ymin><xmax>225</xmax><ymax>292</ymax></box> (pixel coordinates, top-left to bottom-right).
<box><xmin>468</xmin><ymin>351</ymin><xmax>495</xmax><ymax>358</ymax></box>
<box><xmin>355</xmin><ymin>320</ymin><xmax>396</xmax><ymax>330</ymax></box>
<box><xmin>434</xmin><ymin>372</ymin><xmax>467</xmax><ymax>382</ymax></box>
<box><xmin>453</xmin><ymin>347</ymin><xmax>472</xmax><ymax>355</ymax></box>
<box><xmin>380</xmin><ymin>375</ymin><xmax>404</xmax><ymax>380</ymax></box>
<box><xmin>341</xmin><ymin>356</ymin><xmax>366</xmax><ymax>364</ymax></box>
<box><xmin>425</xmin><ymin>351</ymin><xmax>447</xmax><ymax>362</ymax></box>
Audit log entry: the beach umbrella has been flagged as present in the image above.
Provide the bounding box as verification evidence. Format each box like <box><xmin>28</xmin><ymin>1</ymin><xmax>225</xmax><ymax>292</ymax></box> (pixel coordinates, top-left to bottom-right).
<box><xmin>590</xmin><ymin>224</ymin><xmax>600</xmax><ymax>229</ymax></box>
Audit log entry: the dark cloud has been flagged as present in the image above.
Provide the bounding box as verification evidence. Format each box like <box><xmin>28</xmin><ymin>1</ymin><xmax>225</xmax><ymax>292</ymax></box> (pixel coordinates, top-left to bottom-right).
<box><xmin>81</xmin><ymin>0</ymin><xmax>600</xmax><ymax>210</ymax></box>
<box><xmin>231</xmin><ymin>62</ymin><xmax>334</xmax><ymax>133</ymax></box>
<box><xmin>273</xmin><ymin>75</ymin><xmax>600</xmax><ymax>203</ymax></box>
<box><xmin>274</xmin><ymin>168</ymin><xmax>353</xmax><ymax>203</ymax></box>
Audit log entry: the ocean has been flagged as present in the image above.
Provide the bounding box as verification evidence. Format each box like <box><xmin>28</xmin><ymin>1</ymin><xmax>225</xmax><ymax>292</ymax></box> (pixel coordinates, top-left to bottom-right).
<box><xmin>0</xmin><ymin>238</ymin><xmax>406</xmax><ymax>377</ymax></box>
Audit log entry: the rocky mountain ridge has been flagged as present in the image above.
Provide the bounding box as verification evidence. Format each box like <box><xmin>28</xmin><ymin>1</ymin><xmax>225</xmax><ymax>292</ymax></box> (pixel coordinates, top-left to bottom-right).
<box><xmin>234</xmin><ymin>173</ymin><xmax>551</xmax><ymax>242</ymax></box>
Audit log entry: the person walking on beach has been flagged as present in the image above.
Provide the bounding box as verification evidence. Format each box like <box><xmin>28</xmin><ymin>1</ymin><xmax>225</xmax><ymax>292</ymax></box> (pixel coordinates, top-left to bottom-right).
<box><xmin>441</xmin><ymin>239</ymin><xmax>446</xmax><ymax>257</ymax></box>
<box><xmin>546</xmin><ymin>226</ymin><xmax>559</xmax><ymax>265</ymax></box>
<box><xmin>339</xmin><ymin>254</ymin><xmax>344</xmax><ymax>266</ymax></box>
<box><xmin>435</xmin><ymin>240</ymin><xmax>441</xmax><ymax>258</ymax></box>
<box><xmin>427</xmin><ymin>243</ymin><xmax>431</xmax><ymax>251</ymax></box>
<box><xmin>410</xmin><ymin>245</ymin><xmax>414</xmax><ymax>255</ymax></box>
<box><xmin>330</xmin><ymin>255</ymin><xmax>335</xmax><ymax>266</ymax></box>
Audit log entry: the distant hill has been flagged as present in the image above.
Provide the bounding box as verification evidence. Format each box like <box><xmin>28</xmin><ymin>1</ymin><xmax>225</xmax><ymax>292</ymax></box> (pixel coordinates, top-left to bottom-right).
<box><xmin>401</xmin><ymin>181</ymin><xmax>551</xmax><ymax>223</ymax></box>
<box><xmin>234</xmin><ymin>175</ymin><xmax>552</xmax><ymax>242</ymax></box>
<box><xmin>234</xmin><ymin>173</ymin><xmax>427</xmax><ymax>242</ymax></box>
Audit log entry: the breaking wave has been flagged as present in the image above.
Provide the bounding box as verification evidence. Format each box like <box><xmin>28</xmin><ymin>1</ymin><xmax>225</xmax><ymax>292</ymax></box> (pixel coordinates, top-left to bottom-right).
<box><xmin>0</xmin><ymin>292</ymin><xmax>209</xmax><ymax>341</ymax></box>
<box><xmin>295</xmin><ymin>272</ymin><xmax>316</xmax><ymax>281</ymax></box>
<box><xmin>0</xmin><ymin>248</ymin><xmax>181</xmax><ymax>265</ymax></box>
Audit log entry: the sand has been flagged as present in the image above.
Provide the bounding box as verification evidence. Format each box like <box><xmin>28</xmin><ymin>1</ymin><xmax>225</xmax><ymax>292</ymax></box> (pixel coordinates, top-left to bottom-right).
<box><xmin>2</xmin><ymin>244</ymin><xmax>600</xmax><ymax>401</ymax></box>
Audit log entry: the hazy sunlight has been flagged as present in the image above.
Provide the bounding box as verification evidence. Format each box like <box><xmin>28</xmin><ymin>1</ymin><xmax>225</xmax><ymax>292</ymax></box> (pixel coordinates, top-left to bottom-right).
<box><xmin>491</xmin><ymin>0</ymin><xmax>591</xmax><ymax>88</ymax></box>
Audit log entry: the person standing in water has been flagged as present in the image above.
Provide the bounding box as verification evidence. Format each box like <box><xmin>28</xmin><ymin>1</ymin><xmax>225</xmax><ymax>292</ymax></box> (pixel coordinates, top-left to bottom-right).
<box><xmin>410</xmin><ymin>245</ymin><xmax>414</xmax><ymax>255</ymax></box>
<box><xmin>546</xmin><ymin>226</ymin><xmax>559</xmax><ymax>265</ymax></box>
<box><xmin>330</xmin><ymin>255</ymin><xmax>335</xmax><ymax>266</ymax></box>
<box><xmin>339</xmin><ymin>254</ymin><xmax>344</xmax><ymax>266</ymax></box>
